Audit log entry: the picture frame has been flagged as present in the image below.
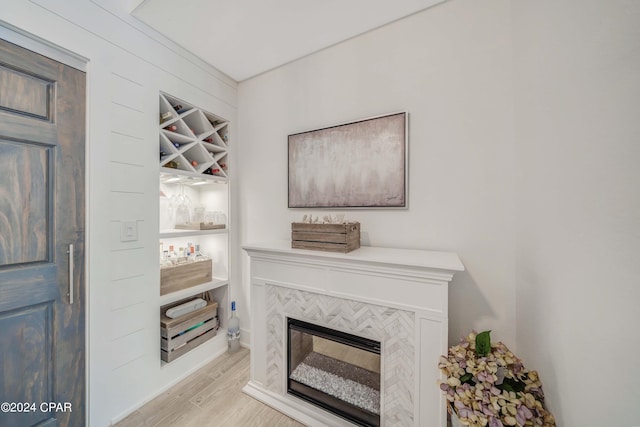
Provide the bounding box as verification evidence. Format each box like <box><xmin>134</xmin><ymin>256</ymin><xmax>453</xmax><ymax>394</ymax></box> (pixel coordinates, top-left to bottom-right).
<box><xmin>288</xmin><ymin>111</ymin><xmax>408</xmax><ymax>208</ymax></box>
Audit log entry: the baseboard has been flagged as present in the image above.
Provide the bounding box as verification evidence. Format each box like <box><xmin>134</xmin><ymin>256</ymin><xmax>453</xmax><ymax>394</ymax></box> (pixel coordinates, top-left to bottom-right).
<box><xmin>240</xmin><ymin>327</ymin><xmax>250</xmax><ymax>349</ymax></box>
<box><xmin>242</xmin><ymin>380</ymin><xmax>353</xmax><ymax>427</ymax></box>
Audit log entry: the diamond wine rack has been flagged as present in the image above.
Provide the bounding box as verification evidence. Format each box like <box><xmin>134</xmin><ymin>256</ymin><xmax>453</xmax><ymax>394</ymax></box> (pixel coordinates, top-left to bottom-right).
<box><xmin>159</xmin><ymin>92</ymin><xmax>229</xmax><ymax>180</ymax></box>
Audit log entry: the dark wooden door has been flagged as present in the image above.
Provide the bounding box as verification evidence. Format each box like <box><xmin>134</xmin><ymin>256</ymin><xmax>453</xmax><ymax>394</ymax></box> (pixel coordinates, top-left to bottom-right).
<box><xmin>0</xmin><ymin>38</ymin><xmax>85</xmax><ymax>427</ymax></box>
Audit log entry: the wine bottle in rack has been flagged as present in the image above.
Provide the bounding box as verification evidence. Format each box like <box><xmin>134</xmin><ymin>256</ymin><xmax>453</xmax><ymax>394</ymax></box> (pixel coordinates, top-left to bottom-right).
<box><xmin>203</xmin><ymin>167</ymin><xmax>221</xmax><ymax>175</ymax></box>
<box><xmin>160</xmin><ymin>111</ymin><xmax>172</xmax><ymax>124</ymax></box>
<box><xmin>164</xmin><ymin>160</ymin><xmax>180</xmax><ymax>169</ymax></box>
<box><xmin>203</xmin><ymin>137</ymin><xmax>213</xmax><ymax>143</ymax></box>
<box><xmin>164</xmin><ymin>124</ymin><xmax>177</xmax><ymax>132</ymax></box>
<box><xmin>172</xmin><ymin>104</ymin><xmax>183</xmax><ymax>112</ymax></box>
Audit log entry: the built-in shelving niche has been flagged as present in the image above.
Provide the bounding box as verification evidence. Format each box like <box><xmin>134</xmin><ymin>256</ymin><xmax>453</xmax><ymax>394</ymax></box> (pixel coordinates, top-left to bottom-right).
<box><xmin>158</xmin><ymin>92</ymin><xmax>231</xmax><ymax>365</ymax></box>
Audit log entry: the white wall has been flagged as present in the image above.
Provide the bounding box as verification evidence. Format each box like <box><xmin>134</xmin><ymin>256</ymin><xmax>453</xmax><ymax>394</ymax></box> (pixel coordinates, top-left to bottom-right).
<box><xmin>237</xmin><ymin>0</ymin><xmax>517</xmax><ymax>347</ymax></box>
<box><xmin>2</xmin><ymin>1</ymin><xmax>237</xmax><ymax>426</ymax></box>
<box><xmin>239</xmin><ymin>1</ymin><xmax>640</xmax><ymax>425</ymax></box>
<box><xmin>513</xmin><ymin>1</ymin><xmax>640</xmax><ymax>426</ymax></box>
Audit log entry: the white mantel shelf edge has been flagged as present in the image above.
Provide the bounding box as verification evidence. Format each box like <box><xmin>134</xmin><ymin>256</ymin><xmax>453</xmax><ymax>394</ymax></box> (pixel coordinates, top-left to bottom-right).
<box><xmin>243</xmin><ymin>240</ymin><xmax>464</xmax><ymax>273</ymax></box>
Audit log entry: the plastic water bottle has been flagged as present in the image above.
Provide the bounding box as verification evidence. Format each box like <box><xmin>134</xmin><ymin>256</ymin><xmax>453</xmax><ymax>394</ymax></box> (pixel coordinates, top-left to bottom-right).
<box><xmin>227</xmin><ymin>301</ymin><xmax>240</xmax><ymax>353</ymax></box>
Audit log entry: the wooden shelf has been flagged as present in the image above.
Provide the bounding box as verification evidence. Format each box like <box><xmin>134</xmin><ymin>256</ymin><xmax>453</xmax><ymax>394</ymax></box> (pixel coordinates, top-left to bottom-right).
<box><xmin>160</xmin><ymin>228</ymin><xmax>228</xmax><ymax>239</ymax></box>
<box><xmin>159</xmin><ymin>278</ymin><xmax>228</xmax><ymax>306</ymax></box>
<box><xmin>159</xmin><ymin>169</ymin><xmax>227</xmax><ymax>185</ymax></box>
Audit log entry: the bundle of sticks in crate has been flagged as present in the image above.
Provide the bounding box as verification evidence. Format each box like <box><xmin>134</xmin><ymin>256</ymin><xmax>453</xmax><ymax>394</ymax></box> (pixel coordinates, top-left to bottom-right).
<box><xmin>291</xmin><ymin>214</ymin><xmax>360</xmax><ymax>253</ymax></box>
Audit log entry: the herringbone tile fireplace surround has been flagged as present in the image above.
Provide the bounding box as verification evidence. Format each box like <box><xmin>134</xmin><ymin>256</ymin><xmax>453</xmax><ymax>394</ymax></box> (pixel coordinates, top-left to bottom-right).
<box><xmin>243</xmin><ymin>242</ymin><xmax>463</xmax><ymax>427</ymax></box>
<box><xmin>266</xmin><ymin>284</ymin><xmax>415</xmax><ymax>425</ymax></box>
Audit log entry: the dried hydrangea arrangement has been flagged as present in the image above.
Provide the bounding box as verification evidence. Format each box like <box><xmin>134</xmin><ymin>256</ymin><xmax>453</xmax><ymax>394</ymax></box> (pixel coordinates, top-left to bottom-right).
<box><xmin>439</xmin><ymin>331</ymin><xmax>556</xmax><ymax>427</ymax></box>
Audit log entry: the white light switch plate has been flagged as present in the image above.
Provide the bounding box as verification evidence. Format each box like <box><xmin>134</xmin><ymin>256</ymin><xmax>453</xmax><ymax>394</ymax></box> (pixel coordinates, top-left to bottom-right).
<box><xmin>120</xmin><ymin>221</ymin><xmax>138</xmax><ymax>242</ymax></box>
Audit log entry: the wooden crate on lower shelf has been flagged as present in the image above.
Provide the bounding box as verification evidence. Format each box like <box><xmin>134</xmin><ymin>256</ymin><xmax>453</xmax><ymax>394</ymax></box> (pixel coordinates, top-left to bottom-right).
<box><xmin>160</xmin><ymin>259</ymin><xmax>212</xmax><ymax>295</ymax></box>
<box><xmin>160</xmin><ymin>299</ymin><xmax>219</xmax><ymax>363</ymax></box>
<box><xmin>291</xmin><ymin>222</ymin><xmax>361</xmax><ymax>253</ymax></box>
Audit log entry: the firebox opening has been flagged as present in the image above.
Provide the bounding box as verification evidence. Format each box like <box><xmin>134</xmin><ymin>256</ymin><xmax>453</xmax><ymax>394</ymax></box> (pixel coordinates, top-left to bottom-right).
<box><xmin>287</xmin><ymin>318</ymin><xmax>381</xmax><ymax>427</ymax></box>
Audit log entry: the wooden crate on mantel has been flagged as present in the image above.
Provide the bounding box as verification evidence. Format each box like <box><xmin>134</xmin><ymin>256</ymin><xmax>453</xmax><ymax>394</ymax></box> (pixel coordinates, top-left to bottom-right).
<box><xmin>291</xmin><ymin>222</ymin><xmax>360</xmax><ymax>253</ymax></box>
<box><xmin>161</xmin><ymin>299</ymin><xmax>219</xmax><ymax>363</ymax></box>
<box><xmin>160</xmin><ymin>259</ymin><xmax>212</xmax><ymax>296</ymax></box>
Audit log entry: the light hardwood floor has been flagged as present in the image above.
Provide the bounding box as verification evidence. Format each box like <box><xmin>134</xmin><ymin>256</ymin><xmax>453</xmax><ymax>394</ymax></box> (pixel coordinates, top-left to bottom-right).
<box><xmin>113</xmin><ymin>348</ymin><xmax>305</xmax><ymax>427</ymax></box>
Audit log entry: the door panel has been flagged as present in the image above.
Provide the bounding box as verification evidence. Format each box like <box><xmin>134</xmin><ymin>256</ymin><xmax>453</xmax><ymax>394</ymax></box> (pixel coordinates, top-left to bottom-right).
<box><xmin>0</xmin><ymin>140</ymin><xmax>50</xmax><ymax>266</ymax></box>
<box><xmin>0</xmin><ymin>64</ymin><xmax>53</xmax><ymax>120</ymax></box>
<box><xmin>0</xmin><ymin>264</ymin><xmax>58</xmax><ymax>312</ymax></box>
<box><xmin>0</xmin><ymin>37</ymin><xmax>85</xmax><ymax>427</ymax></box>
<box><xmin>0</xmin><ymin>303</ymin><xmax>54</xmax><ymax>427</ymax></box>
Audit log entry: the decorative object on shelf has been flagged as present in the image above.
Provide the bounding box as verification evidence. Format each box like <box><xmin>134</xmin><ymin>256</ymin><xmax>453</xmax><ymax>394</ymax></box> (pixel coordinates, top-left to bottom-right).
<box><xmin>161</xmin><ymin>183</ymin><xmax>228</xmax><ymax>231</ymax></box>
<box><xmin>192</xmin><ymin>206</ymin><xmax>205</xmax><ymax>224</ymax></box>
<box><xmin>204</xmin><ymin>210</ymin><xmax>226</xmax><ymax>227</ymax></box>
<box><xmin>300</xmin><ymin>213</ymin><xmax>346</xmax><ymax>224</ymax></box>
<box><xmin>170</xmin><ymin>211</ymin><xmax>226</xmax><ymax>231</ymax></box>
<box><xmin>160</xmin><ymin>240</ymin><xmax>211</xmax><ymax>267</ymax></box>
<box><xmin>167</xmin><ymin>185</ymin><xmax>193</xmax><ymax>228</ymax></box>
<box><xmin>174</xmin><ymin>223</ymin><xmax>225</xmax><ymax>230</ymax></box>
<box><xmin>160</xmin><ymin>259</ymin><xmax>213</xmax><ymax>295</ymax></box>
<box><xmin>160</xmin><ymin>298</ymin><xmax>219</xmax><ymax>362</ymax></box>
<box><xmin>159</xmin><ymin>191</ymin><xmax>173</xmax><ymax>230</ymax></box>
<box><xmin>159</xmin><ymin>92</ymin><xmax>229</xmax><ymax>178</ymax></box>
<box><xmin>189</xmin><ymin>244</ymin><xmax>208</xmax><ymax>262</ymax></box>
<box><xmin>175</xmin><ymin>203</ymin><xmax>191</xmax><ymax>227</ymax></box>
<box><xmin>291</xmin><ymin>221</ymin><xmax>360</xmax><ymax>253</ymax></box>
<box><xmin>165</xmin><ymin>297</ymin><xmax>207</xmax><ymax>319</ymax></box>
<box><xmin>288</xmin><ymin>111</ymin><xmax>407</xmax><ymax>208</ymax></box>
<box><xmin>439</xmin><ymin>331</ymin><xmax>556</xmax><ymax>427</ymax></box>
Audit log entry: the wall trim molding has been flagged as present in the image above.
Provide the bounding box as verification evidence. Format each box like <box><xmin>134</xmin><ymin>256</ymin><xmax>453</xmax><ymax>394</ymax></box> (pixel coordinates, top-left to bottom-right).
<box><xmin>0</xmin><ymin>19</ymin><xmax>88</xmax><ymax>71</ymax></box>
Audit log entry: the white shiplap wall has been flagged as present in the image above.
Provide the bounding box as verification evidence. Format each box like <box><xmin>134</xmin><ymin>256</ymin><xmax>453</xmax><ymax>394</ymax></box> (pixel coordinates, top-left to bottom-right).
<box><xmin>1</xmin><ymin>1</ymin><xmax>237</xmax><ymax>426</ymax></box>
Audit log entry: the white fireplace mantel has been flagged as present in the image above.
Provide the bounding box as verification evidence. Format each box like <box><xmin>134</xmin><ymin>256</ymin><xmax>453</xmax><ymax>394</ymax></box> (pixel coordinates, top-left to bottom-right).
<box><xmin>243</xmin><ymin>241</ymin><xmax>464</xmax><ymax>427</ymax></box>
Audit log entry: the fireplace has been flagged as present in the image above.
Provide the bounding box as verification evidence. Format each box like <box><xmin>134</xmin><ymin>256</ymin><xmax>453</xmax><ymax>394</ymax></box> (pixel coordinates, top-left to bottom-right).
<box><xmin>287</xmin><ymin>318</ymin><xmax>381</xmax><ymax>427</ymax></box>
<box><xmin>243</xmin><ymin>242</ymin><xmax>463</xmax><ymax>426</ymax></box>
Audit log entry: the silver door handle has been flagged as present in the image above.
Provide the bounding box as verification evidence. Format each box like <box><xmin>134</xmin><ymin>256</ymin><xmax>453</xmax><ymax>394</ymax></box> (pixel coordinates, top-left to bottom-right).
<box><xmin>67</xmin><ymin>243</ymin><xmax>74</xmax><ymax>305</ymax></box>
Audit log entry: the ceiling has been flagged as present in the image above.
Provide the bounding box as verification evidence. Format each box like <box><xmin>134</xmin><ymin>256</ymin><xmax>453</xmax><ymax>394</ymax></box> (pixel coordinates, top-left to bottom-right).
<box><xmin>131</xmin><ymin>0</ymin><xmax>445</xmax><ymax>82</ymax></box>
